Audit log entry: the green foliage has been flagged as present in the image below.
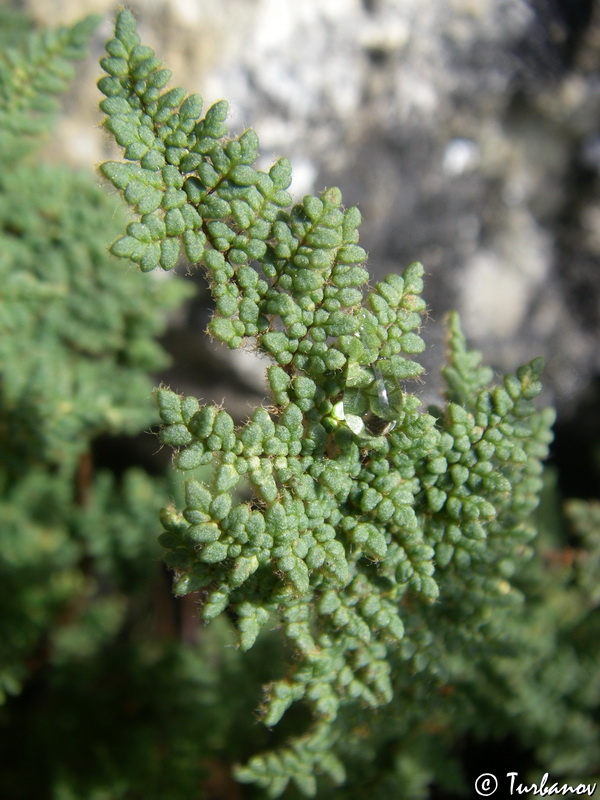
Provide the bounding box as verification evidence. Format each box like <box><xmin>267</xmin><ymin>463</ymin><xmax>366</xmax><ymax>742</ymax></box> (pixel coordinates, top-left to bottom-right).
<box><xmin>0</xmin><ymin>12</ymin><xmax>245</xmax><ymax>800</ymax></box>
<box><xmin>0</xmin><ymin>465</ymin><xmax>164</xmax><ymax>704</ymax></box>
<box><xmin>0</xmin><ymin>161</ymin><xmax>190</xmax><ymax>476</ymax></box>
<box><xmin>565</xmin><ymin>497</ymin><xmax>600</xmax><ymax>606</ymax></box>
<box><xmin>2</xmin><ymin>8</ymin><xmax>599</xmax><ymax>799</ymax></box>
<box><xmin>0</xmin><ymin>12</ymin><xmax>192</xmax><ymax>482</ymax></box>
<box><xmin>0</xmin><ymin>13</ymin><xmax>100</xmax><ymax>159</ymax></box>
<box><xmin>97</xmin><ymin>10</ymin><xmax>600</xmax><ymax>798</ymax></box>
<box><xmin>0</xmin><ymin>6</ymin><xmax>185</xmax><ymax>703</ymax></box>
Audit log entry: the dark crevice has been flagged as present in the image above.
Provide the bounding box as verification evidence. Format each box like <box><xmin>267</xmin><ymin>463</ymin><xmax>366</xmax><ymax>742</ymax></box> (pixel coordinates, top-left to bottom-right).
<box><xmin>551</xmin><ymin>375</ymin><xmax>600</xmax><ymax>501</ymax></box>
<box><xmin>513</xmin><ymin>0</ymin><xmax>597</xmax><ymax>88</ymax></box>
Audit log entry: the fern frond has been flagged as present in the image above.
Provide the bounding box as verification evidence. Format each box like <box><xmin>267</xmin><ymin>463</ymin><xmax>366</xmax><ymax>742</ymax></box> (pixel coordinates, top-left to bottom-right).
<box><xmin>99</xmin><ymin>11</ymin><xmax>558</xmax><ymax>796</ymax></box>
<box><xmin>0</xmin><ymin>14</ymin><xmax>100</xmax><ymax>157</ymax></box>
